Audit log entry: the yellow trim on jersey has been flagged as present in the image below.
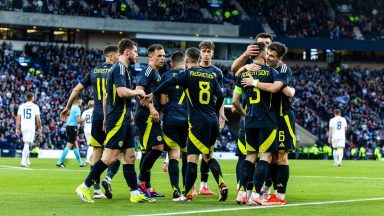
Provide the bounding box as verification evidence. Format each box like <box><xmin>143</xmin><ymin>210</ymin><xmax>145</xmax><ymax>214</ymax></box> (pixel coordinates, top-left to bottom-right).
<box><xmin>284</xmin><ymin>115</ymin><xmax>297</xmax><ymax>147</ymax></box>
<box><xmin>189</xmin><ymin>130</ymin><xmax>210</xmax><ymax>154</ymax></box>
<box><xmin>245</xmin><ymin>133</ymin><xmax>257</xmax><ymax>152</ymax></box>
<box><xmin>163</xmin><ymin>132</ymin><xmax>180</xmax><ymax>150</ymax></box>
<box><xmin>237</xmin><ymin>139</ymin><xmax>247</xmax><ymax>155</ymax></box>
<box><xmin>113</xmin><ymin>84</ymin><xmax>116</xmax><ymax>105</ymax></box>
<box><xmin>97</xmin><ymin>78</ymin><xmax>101</xmax><ymax>100</ymax></box>
<box><xmin>181</xmin><ymin>146</ymin><xmax>187</xmax><ymax>153</ymax></box>
<box><xmin>90</xmin><ymin>135</ymin><xmax>103</xmax><ymax>147</ymax></box>
<box><xmin>259</xmin><ymin>129</ymin><xmax>277</xmax><ymax>153</ymax></box>
<box><xmin>178</xmin><ymin>91</ymin><xmax>186</xmax><ymax>105</ymax></box>
<box><xmin>280</xmin><ymin>97</ymin><xmax>283</xmax><ymax>117</ymax></box>
<box><xmin>104</xmin><ymin>104</ymin><xmax>126</xmax><ymax>145</ymax></box>
<box><xmin>142</xmin><ymin>115</ymin><xmax>153</xmax><ymax>150</ymax></box>
<box><xmin>185</xmin><ymin>89</ymin><xmax>193</xmax><ymax>106</ymax></box>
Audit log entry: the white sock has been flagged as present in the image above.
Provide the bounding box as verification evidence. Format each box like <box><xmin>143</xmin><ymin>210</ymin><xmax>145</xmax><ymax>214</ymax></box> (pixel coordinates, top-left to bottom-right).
<box><xmin>86</xmin><ymin>146</ymin><xmax>93</xmax><ymax>162</ymax></box>
<box><xmin>276</xmin><ymin>191</ymin><xmax>286</xmax><ymax>199</ymax></box>
<box><xmin>333</xmin><ymin>150</ymin><xmax>338</xmax><ymax>164</ymax></box>
<box><xmin>81</xmin><ymin>183</ymin><xmax>89</xmax><ymax>189</ymax></box>
<box><xmin>22</xmin><ymin>144</ymin><xmax>30</xmax><ymax>165</ymax></box>
<box><xmin>338</xmin><ymin>148</ymin><xmax>344</xmax><ymax>164</ymax></box>
<box><xmin>130</xmin><ymin>190</ymin><xmax>139</xmax><ymax>196</ymax></box>
<box><xmin>164</xmin><ymin>153</ymin><xmax>169</xmax><ymax>164</ymax></box>
<box><xmin>247</xmin><ymin>190</ymin><xmax>253</xmax><ymax>199</ymax></box>
<box><xmin>262</xmin><ymin>186</ymin><xmax>270</xmax><ymax>194</ymax></box>
<box><xmin>200</xmin><ymin>182</ymin><xmax>207</xmax><ymax>189</ymax></box>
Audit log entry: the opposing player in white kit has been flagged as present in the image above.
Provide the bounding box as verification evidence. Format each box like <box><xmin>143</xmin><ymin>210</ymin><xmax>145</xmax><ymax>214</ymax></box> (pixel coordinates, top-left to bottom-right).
<box><xmin>81</xmin><ymin>100</ymin><xmax>94</xmax><ymax>165</ymax></box>
<box><xmin>15</xmin><ymin>93</ymin><xmax>42</xmax><ymax>167</ymax></box>
<box><xmin>328</xmin><ymin>109</ymin><xmax>347</xmax><ymax>166</ymax></box>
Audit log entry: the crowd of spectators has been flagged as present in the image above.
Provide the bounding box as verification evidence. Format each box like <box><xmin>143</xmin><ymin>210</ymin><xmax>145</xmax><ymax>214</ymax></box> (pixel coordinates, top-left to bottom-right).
<box><xmin>0</xmin><ymin>0</ymin><xmax>238</xmax><ymax>24</ymax></box>
<box><xmin>0</xmin><ymin>42</ymin><xmax>383</xmax><ymax>155</ymax></box>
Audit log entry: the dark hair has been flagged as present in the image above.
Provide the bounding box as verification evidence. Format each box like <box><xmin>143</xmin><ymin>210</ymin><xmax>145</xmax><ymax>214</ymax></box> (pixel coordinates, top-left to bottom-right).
<box><xmin>251</xmin><ymin>42</ymin><xmax>266</xmax><ymax>56</ymax></box>
<box><xmin>171</xmin><ymin>51</ymin><xmax>185</xmax><ymax>64</ymax></box>
<box><xmin>199</xmin><ymin>40</ymin><xmax>215</xmax><ymax>50</ymax></box>
<box><xmin>118</xmin><ymin>38</ymin><xmax>138</xmax><ymax>55</ymax></box>
<box><xmin>334</xmin><ymin>109</ymin><xmax>341</xmax><ymax>115</ymax></box>
<box><xmin>185</xmin><ymin>47</ymin><xmax>200</xmax><ymax>63</ymax></box>
<box><xmin>26</xmin><ymin>93</ymin><xmax>34</xmax><ymax>101</ymax></box>
<box><xmin>268</xmin><ymin>42</ymin><xmax>288</xmax><ymax>59</ymax></box>
<box><xmin>103</xmin><ymin>45</ymin><xmax>118</xmax><ymax>56</ymax></box>
<box><xmin>255</xmin><ymin>33</ymin><xmax>273</xmax><ymax>41</ymax></box>
<box><xmin>147</xmin><ymin>44</ymin><xmax>164</xmax><ymax>55</ymax></box>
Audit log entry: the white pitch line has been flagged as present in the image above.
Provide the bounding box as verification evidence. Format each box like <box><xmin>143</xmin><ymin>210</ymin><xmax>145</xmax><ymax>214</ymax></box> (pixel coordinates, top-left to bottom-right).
<box><xmin>1</xmin><ymin>165</ymin><xmax>384</xmax><ymax>180</ymax></box>
<box><xmin>132</xmin><ymin>197</ymin><xmax>384</xmax><ymax>216</ymax></box>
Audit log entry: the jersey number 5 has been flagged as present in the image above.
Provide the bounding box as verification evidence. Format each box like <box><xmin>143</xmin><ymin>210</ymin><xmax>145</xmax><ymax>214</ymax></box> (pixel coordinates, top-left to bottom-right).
<box><xmin>249</xmin><ymin>87</ymin><xmax>260</xmax><ymax>104</ymax></box>
<box><xmin>199</xmin><ymin>81</ymin><xmax>210</xmax><ymax>104</ymax></box>
<box><xmin>96</xmin><ymin>78</ymin><xmax>106</xmax><ymax>100</ymax></box>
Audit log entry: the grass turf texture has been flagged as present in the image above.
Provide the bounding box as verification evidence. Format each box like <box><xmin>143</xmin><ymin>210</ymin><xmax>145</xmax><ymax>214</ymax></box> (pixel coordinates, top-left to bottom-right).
<box><xmin>0</xmin><ymin>158</ymin><xmax>383</xmax><ymax>216</ymax></box>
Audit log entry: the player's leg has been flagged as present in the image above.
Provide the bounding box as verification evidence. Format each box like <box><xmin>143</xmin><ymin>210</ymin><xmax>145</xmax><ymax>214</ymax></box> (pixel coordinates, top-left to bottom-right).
<box><xmin>199</xmin><ymin>159</ymin><xmax>214</xmax><ymax>195</ymax></box>
<box><xmin>237</xmin><ymin>128</ymin><xmax>258</xmax><ymax>204</ymax></box>
<box><xmin>76</xmin><ymin>123</ymin><xmax>125</xmax><ymax>202</ymax></box>
<box><xmin>337</xmin><ymin>139</ymin><xmax>345</xmax><ymax>166</ymax></box>
<box><xmin>84</xmin><ymin>132</ymin><xmax>92</xmax><ymax>164</ymax></box>
<box><xmin>73</xmin><ymin>140</ymin><xmax>86</xmax><ymax>167</ymax></box>
<box><xmin>249</xmin><ymin>128</ymin><xmax>277</xmax><ymax>206</ymax></box>
<box><xmin>57</xmin><ymin>126</ymin><xmax>76</xmax><ymax>167</ymax></box>
<box><xmin>262</xmin><ymin>153</ymin><xmax>277</xmax><ymax>201</ymax></box>
<box><xmin>162</xmin><ymin>125</ymin><xmax>183</xmax><ymax>197</ymax></box>
<box><xmin>137</xmin><ymin>121</ymin><xmax>164</xmax><ymax>197</ymax></box>
<box><xmin>163</xmin><ymin>152</ymin><xmax>169</xmax><ymax>173</ymax></box>
<box><xmin>270</xmin><ymin>151</ymin><xmax>289</xmax><ymax>205</ymax></box>
<box><xmin>174</xmin><ymin>153</ymin><xmax>199</xmax><ymax>202</ymax></box>
<box><xmin>21</xmin><ymin>141</ymin><xmax>31</xmax><ymax>167</ymax></box>
<box><xmin>121</xmin><ymin>125</ymin><xmax>153</xmax><ymax>203</ymax></box>
<box><xmin>332</xmin><ymin>140</ymin><xmax>338</xmax><ymax>165</ymax></box>
<box><xmin>90</xmin><ymin>147</ymin><xmax>106</xmax><ymax>199</ymax></box>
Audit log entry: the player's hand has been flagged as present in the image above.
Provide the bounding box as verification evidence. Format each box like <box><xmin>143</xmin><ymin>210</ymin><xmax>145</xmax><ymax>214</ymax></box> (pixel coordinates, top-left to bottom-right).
<box><xmin>135</xmin><ymin>90</ymin><xmax>146</xmax><ymax>99</ymax></box>
<box><xmin>15</xmin><ymin>129</ymin><xmax>21</xmax><ymax>136</ymax></box>
<box><xmin>277</xmin><ymin>61</ymin><xmax>284</xmax><ymax>68</ymax></box>
<box><xmin>150</xmin><ymin>108</ymin><xmax>160</xmax><ymax>122</ymax></box>
<box><xmin>241</xmin><ymin>75</ymin><xmax>255</xmax><ymax>87</ymax></box>
<box><xmin>219</xmin><ymin>113</ymin><xmax>228</xmax><ymax>129</ymax></box>
<box><xmin>140</xmin><ymin>93</ymin><xmax>154</xmax><ymax>106</ymax></box>
<box><xmin>243</xmin><ymin>44</ymin><xmax>259</xmax><ymax>57</ymax></box>
<box><xmin>102</xmin><ymin>119</ymin><xmax>106</xmax><ymax>132</ymax></box>
<box><xmin>244</xmin><ymin>63</ymin><xmax>261</xmax><ymax>72</ymax></box>
<box><xmin>60</xmin><ymin>107</ymin><xmax>70</xmax><ymax>121</ymax></box>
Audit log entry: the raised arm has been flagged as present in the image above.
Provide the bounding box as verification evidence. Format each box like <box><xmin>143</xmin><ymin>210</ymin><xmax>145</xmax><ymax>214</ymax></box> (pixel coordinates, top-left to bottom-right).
<box><xmin>60</xmin><ymin>83</ymin><xmax>85</xmax><ymax>120</ymax></box>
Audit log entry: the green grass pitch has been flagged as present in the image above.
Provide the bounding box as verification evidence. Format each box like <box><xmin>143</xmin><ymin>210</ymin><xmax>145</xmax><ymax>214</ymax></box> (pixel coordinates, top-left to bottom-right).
<box><xmin>1</xmin><ymin>158</ymin><xmax>384</xmax><ymax>216</ymax></box>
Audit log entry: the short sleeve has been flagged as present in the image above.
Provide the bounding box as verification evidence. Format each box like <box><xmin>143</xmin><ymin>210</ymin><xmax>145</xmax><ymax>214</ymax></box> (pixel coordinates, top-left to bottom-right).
<box><xmin>159</xmin><ymin>73</ymin><xmax>169</xmax><ymax>95</ymax></box>
<box><xmin>35</xmin><ymin>105</ymin><xmax>40</xmax><ymax>115</ymax></box>
<box><xmin>113</xmin><ymin>66</ymin><xmax>127</xmax><ymax>88</ymax></box>
<box><xmin>75</xmin><ymin>107</ymin><xmax>81</xmax><ymax>117</ymax></box>
<box><xmin>80</xmin><ymin>72</ymin><xmax>92</xmax><ymax>88</ymax></box>
<box><xmin>17</xmin><ymin>105</ymin><xmax>22</xmax><ymax>116</ymax></box>
<box><xmin>136</xmin><ymin>67</ymin><xmax>152</xmax><ymax>87</ymax></box>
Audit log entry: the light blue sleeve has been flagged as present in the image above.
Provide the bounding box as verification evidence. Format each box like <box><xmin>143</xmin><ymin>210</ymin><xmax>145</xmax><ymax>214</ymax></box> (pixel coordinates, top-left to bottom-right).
<box><xmin>75</xmin><ymin>106</ymin><xmax>81</xmax><ymax>117</ymax></box>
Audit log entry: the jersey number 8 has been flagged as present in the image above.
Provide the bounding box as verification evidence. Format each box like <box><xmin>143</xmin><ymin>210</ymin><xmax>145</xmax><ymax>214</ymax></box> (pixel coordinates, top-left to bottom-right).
<box><xmin>199</xmin><ymin>81</ymin><xmax>210</xmax><ymax>104</ymax></box>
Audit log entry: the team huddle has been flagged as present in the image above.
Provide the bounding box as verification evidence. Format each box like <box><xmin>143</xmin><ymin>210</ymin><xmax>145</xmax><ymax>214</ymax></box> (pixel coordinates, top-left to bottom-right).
<box><xmin>16</xmin><ymin>33</ymin><xmax>303</xmax><ymax>205</ymax></box>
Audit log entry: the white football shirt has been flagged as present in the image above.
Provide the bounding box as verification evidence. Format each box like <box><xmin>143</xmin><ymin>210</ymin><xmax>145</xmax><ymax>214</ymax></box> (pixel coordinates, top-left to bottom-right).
<box><xmin>81</xmin><ymin>108</ymin><xmax>93</xmax><ymax>134</ymax></box>
<box><xmin>329</xmin><ymin>116</ymin><xmax>347</xmax><ymax>140</ymax></box>
<box><xmin>17</xmin><ymin>102</ymin><xmax>40</xmax><ymax>131</ymax></box>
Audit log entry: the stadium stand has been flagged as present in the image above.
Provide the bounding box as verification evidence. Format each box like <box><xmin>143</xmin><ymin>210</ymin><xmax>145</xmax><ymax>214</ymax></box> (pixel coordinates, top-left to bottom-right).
<box><xmin>0</xmin><ymin>42</ymin><xmax>382</xmax><ymax>156</ymax></box>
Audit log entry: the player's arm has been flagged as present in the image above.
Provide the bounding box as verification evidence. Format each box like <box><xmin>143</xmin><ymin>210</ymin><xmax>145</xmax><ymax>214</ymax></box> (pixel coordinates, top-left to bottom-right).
<box><xmin>36</xmin><ymin>114</ymin><xmax>42</xmax><ymax>135</ymax></box>
<box><xmin>231</xmin><ymin>44</ymin><xmax>259</xmax><ymax>73</ymax></box>
<box><xmin>61</xmin><ymin>73</ymin><xmax>90</xmax><ymax>121</ymax></box>
<box><xmin>328</xmin><ymin>122</ymin><xmax>333</xmax><ymax>145</ymax></box>
<box><xmin>232</xmin><ymin>86</ymin><xmax>246</xmax><ymax>117</ymax></box>
<box><xmin>15</xmin><ymin>114</ymin><xmax>21</xmax><ymax>136</ymax></box>
<box><xmin>213</xmin><ymin>79</ymin><xmax>224</xmax><ymax>114</ymax></box>
<box><xmin>216</xmin><ymin>69</ymin><xmax>227</xmax><ymax>129</ymax></box>
<box><xmin>117</xmin><ymin>86</ymin><xmax>145</xmax><ymax>98</ymax></box>
<box><xmin>102</xmin><ymin>91</ymin><xmax>107</xmax><ymax>131</ymax></box>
